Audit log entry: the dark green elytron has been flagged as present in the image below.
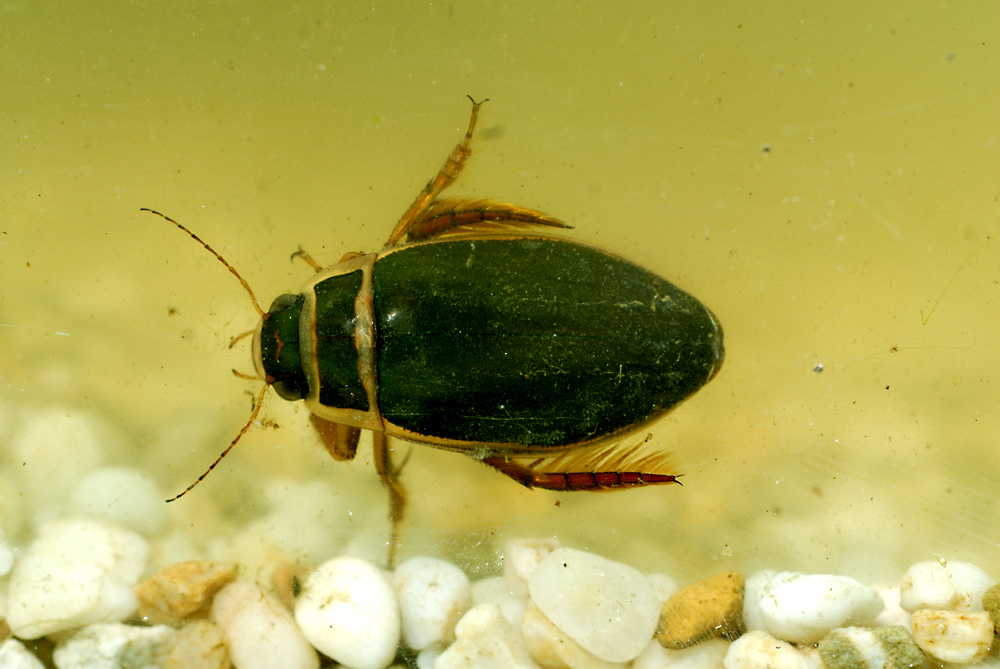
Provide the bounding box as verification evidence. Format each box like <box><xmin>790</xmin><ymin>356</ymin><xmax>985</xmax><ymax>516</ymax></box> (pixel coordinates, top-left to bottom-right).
<box><xmin>152</xmin><ymin>98</ymin><xmax>723</xmax><ymax>566</ymax></box>
<box><xmin>258</xmin><ymin>236</ymin><xmax>722</xmax><ymax>452</ymax></box>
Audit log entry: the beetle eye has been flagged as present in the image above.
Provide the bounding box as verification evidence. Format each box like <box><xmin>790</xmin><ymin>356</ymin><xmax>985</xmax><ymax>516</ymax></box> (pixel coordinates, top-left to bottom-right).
<box><xmin>272</xmin><ymin>379</ymin><xmax>306</xmax><ymax>401</ymax></box>
<box><xmin>268</xmin><ymin>293</ymin><xmax>300</xmax><ymax>313</ymax></box>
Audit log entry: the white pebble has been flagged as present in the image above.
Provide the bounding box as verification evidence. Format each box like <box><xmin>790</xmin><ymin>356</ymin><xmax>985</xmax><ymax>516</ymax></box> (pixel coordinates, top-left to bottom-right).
<box><xmin>395</xmin><ymin>556</ymin><xmax>470</xmax><ymax>650</ymax></box>
<box><xmin>724</xmin><ymin>630</ymin><xmax>818</xmax><ymax>669</ymax></box>
<box><xmin>743</xmin><ymin>571</ymin><xmax>883</xmax><ymax>643</ymax></box>
<box><xmin>871</xmin><ymin>586</ymin><xmax>910</xmax><ymax>627</ymax></box>
<box><xmin>910</xmin><ymin>609</ymin><xmax>993</xmax><ymax>664</ymax></box>
<box><xmin>0</xmin><ymin>638</ymin><xmax>45</xmax><ymax>669</ymax></box>
<box><xmin>416</xmin><ymin>647</ymin><xmax>441</xmax><ymax>669</ymax></box>
<box><xmin>212</xmin><ymin>582</ymin><xmax>318</xmax><ymax>669</ymax></box>
<box><xmin>633</xmin><ymin>638</ymin><xmax>729</xmax><ymax>669</ymax></box>
<box><xmin>504</xmin><ymin>537</ymin><xmax>559</xmax><ymax>598</ymax></box>
<box><xmin>527</xmin><ymin>547</ymin><xmax>660</xmax><ymax>663</ymax></box>
<box><xmin>520</xmin><ymin>598</ymin><xmax>623</xmax><ymax>668</ymax></box>
<box><xmin>52</xmin><ymin>622</ymin><xmax>175</xmax><ymax>669</ymax></box>
<box><xmin>6</xmin><ymin>517</ymin><xmax>149</xmax><ymax>639</ymax></box>
<box><xmin>471</xmin><ymin>576</ymin><xmax>528</xmax><ymax>627</ymax></box>
<box><xmin>68</xmin><ymin>466</ymin><xmax>166</xmax><ymax>535</ymax></box>
<box><xmin>294</xmin><ymin>557</ymin><xmax>399</xmax><ymax>669</ymax></box>
<box><xmin>899</xmin><ymin>560</ymin><xmax>994</xmax><ymax>611</ymax></box>
<box><xmin>434</xmin><ymin>604</ymin><xmax>538</xmax><ymax>669</ymax></box>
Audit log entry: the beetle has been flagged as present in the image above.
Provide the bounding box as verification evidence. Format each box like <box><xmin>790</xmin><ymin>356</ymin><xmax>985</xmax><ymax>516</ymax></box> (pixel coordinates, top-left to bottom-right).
<box><xmin>145</xmin><ymin>97</ymin><xmax>724</xmax><ymax>565</ymax></box>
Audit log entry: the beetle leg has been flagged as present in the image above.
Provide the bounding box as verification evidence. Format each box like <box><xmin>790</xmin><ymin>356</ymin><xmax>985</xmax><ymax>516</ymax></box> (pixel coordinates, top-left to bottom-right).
<box><xmin>291</xmin><ymin>246</ymin><xmax>323</xmax><ymax>272</ymax></box>
<box><xmin>403</xmin><ymin>199</ymin><xmax>570</xmax><ymax>241</ymax></box>
<box><xmin>309</xmin><ymin>414</ymin><xmax>360</xmax><ymax>461</ymax></box>
<box><xmin>371</xmin><ymin>431</ymin><xmax>407</xmax><ymax>569</ymax></box>
<box><xmin>385</xmin><ymin>96</ymin><xmax>488</xmax><ymax>247</ymax></box>
<box><xmin>481</xmin><ymin>455</ymin><xmax>681</xmax><ymax>491</ymax></box>
<box><xmin>291</xmin><ymin>249</ymin><xmax>365</xmax><ymax>273</ymax></box>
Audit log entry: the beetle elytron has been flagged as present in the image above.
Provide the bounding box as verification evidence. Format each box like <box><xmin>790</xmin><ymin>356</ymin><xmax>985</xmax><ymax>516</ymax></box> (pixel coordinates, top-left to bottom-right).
<box><xmin>145</xmin><ymin>97</ymin><xmax>724</xmax><ymax>565</ymax></box>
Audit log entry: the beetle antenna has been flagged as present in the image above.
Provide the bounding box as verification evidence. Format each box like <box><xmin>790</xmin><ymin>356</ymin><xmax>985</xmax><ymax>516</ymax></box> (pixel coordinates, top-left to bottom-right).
<box><xmin>141</xmin><ymin>208</ymin><xmax>266</xmax><ymax>317</ymax></box>
<box><xmin>166</xmin><ymin>383</ymin><xmax>269</xmax><ymax>502</ymax></box>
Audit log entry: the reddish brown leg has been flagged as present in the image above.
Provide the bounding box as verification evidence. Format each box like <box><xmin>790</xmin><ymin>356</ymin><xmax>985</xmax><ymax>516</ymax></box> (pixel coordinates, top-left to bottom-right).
<box><xmin>371</xmin><ymin>431</ymin><xmax>407</xmax><ymax>569</ymax></box>
<box><xmin>385</xmin><ymin>96</ymin><xmax>487</xmax><ymax>247</ymax></box>
<box><xmin>404</xmin><ymin>200</ymin><xmax>569</xmax><ymax>241</ymax></box>
<box><xmin>481</xmin><ymin>456</ymin><xmax>681</xmax><ymax>491</ymax></box>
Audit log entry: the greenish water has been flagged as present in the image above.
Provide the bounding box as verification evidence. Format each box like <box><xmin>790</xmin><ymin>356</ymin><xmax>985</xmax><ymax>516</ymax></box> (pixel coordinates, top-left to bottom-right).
<box><xmin>2</xmin><ymin>1</ymin><xmax>999</xmax><ymax>584</ymax></box>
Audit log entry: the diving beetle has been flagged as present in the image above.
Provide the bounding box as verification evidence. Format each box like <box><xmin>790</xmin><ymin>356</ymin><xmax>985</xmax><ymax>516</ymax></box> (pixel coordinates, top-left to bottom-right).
<box><xmin>145</xmin><ymin>97</ymin><xmax>724</xmax><ymax>565</ymax></box>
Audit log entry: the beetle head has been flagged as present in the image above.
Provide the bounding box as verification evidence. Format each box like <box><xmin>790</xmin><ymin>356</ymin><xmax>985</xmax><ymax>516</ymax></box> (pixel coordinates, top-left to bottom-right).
<box><xmin>253</xmin><ymin>293</ymin><xmax>310</xmax><ymax>401</ymax></box>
